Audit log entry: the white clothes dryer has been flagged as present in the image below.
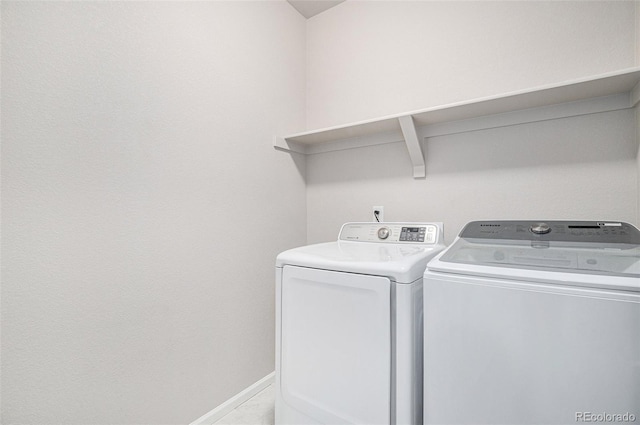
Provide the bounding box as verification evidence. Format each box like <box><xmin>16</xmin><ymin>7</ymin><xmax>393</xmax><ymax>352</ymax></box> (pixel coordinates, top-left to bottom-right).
<box><xmin>423</xmin><ymin>220</ymin><xmax>640</xmax><ymax>425</ymax></box>
<box><xmin>275</xmin><ymin>222</ymin><xmax>446</xmax><ymax>425</ymax></box>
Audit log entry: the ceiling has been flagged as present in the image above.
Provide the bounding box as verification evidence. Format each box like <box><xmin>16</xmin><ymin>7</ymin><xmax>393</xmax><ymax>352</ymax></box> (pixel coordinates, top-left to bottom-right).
<box><xmin>287</xmin><ymin>0</ymin><xmax>346</xmax><ymax>19</ymax></box>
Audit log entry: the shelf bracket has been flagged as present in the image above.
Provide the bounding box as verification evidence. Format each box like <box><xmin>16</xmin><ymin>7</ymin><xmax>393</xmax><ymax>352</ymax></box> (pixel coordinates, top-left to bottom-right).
<box><xmin>631</xmin><ymin>80</ymin><xmax>640</xmax><ymax>108</ymax></box>
<box><xmin>273</xmin><ymin>136</ymin><xmax>306</xmax><ymax>154</ymax></box>
<box><xmin>398</xmin><ymin>115</ymin><xmax>426</xmax><ymax>178</ymax></box>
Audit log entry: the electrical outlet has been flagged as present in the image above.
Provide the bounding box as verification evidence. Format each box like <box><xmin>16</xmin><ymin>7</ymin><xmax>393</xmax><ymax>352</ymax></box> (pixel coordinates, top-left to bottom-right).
<box><xmin>372</xmin><ymin>206</ymin><xmax>384</xmax><ymax>223</ymax></box>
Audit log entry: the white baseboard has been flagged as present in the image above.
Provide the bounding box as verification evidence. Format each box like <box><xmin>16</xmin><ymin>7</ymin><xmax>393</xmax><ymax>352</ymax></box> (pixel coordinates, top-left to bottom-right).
<box><xmin>190</xmin><ymin>371</ymin><xmax>275</xmax><ymax>425</ymax></box>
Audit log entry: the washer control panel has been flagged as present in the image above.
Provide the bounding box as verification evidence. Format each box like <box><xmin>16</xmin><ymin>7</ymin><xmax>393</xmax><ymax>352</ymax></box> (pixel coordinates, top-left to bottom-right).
<box><xmin>339</xmin><ymin>222</ymin><xmax>442</xmax><ymax>244</ymax></box>
<box><xmin>459</xmin><ymin>220</ymin><xmax>640</xmax><ymax>244</ymax></box>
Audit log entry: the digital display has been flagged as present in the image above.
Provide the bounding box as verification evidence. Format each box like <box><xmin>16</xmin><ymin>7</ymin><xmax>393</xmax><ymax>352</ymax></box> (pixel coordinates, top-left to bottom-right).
<box><xmin>568</xmin><ymin>225</ymin><xmax>600</xmax><ymax>229</ymax></box>
<box><xmin>400</xmin><ymin>227</ymin><xmax>428</xmax><ymax>242</ymax></box>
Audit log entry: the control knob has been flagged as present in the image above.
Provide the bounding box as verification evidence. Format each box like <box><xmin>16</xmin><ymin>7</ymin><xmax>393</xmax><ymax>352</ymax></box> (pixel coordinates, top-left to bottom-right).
<box><xmin>530</xmin><ymin>223</ymin><xmax>551</xmax><ymax>235</ymax></box>
<box><xmin>377</xmin><ymin>227</ymin><xmax>390</xmax><ymax>240</ymax></box>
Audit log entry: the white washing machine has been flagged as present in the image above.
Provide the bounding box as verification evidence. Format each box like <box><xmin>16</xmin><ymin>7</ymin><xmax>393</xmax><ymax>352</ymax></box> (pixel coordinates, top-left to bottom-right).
<box><xmin>275</xmin><ymin>222</ymin><xmax>446</xmax><ymax>425</ymax></box>
<box><xmin>423</xmin><ymin>220</ymin><xmax>640</xmax><ymax>425</ymax></box>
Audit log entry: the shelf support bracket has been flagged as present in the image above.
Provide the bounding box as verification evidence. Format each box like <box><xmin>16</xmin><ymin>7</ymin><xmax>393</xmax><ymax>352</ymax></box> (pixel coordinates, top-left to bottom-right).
<box><xmin>273</xmin><ymin>136</ymin><xmax>306</xmax><ymax>154</ymax></box>
<box><xmin>631</xmin><ymin>81</ymin><xmax>640</xmax><ymax>108</ymax></box>
<box><xmin>398</xmin><ymin>115</ymin><xmax>426</xmax><ymax>178</ymax></box>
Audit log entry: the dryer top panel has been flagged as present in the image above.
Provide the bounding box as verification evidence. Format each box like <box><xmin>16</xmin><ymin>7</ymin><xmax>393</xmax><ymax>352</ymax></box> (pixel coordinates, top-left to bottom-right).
<box><xmin>276</xmin><ymin>222</ymin><xmax>446</xmax><ymax>283</ymax></box>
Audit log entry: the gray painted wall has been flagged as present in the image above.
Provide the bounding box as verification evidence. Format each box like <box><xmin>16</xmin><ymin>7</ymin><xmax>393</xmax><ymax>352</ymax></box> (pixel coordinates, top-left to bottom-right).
<box><xmin>1</xmin><ymin>2</ymin><xmax>306</xmax><ymax>423</ymax></box>
<box><xmin>2</xmin><ymin>1</ymin><xmax>638</xmax><ymax>424</ymax></box>
<box><xmin>637</xmin><ymin>0</ymin><xmax>640</xmax><ymax>225</ymax></box>
<box><xmin>305</xmin><ymin>1</ymin><xmax>638</xmax><ymax>244</ymax></box>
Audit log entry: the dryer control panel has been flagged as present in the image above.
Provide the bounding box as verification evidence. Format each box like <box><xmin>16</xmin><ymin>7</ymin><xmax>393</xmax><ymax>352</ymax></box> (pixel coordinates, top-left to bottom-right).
<box><xmin>339</xmin><ymin>222</ymin><xmax>443</xmax><ymax>244</ymax></box>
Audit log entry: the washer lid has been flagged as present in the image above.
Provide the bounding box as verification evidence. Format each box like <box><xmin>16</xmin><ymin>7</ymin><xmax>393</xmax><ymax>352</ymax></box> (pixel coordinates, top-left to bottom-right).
<box><xmin>428</xmin><ymin>220</ymin><xmax>640</xmax><ymax>291</ymax></box>
<box><xmin>276</xmin><ymin>222</ymin><xmax>446</xmax><ymax>283</ymax></box>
